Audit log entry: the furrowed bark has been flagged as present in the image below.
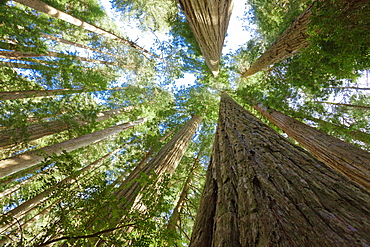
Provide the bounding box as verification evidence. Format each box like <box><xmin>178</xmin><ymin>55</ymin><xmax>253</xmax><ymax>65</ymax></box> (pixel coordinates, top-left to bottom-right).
<box><xmin>190</xmin><ymin>93</ymin><xmax>370</xmax><ymax>246</ymax></box>
<box><xmin>253</xmin><ymin>103</ymin><xmax>370</xmax><ymax>191</ymax></box>
<box><xmin>240</xmin><ymin>4</ymin><xmax>313</xmax><ymax>78</ymax></box>
<box><xmin>177</xmin><ymin>0</ymin><xmax>234</xmax><ymax>76</ymax></box>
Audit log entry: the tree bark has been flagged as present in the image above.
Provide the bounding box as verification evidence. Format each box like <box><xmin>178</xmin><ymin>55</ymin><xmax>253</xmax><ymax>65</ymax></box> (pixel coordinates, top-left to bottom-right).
<box><xmin>0</xmin><ymin>117</ymin><xmax>147</xmax><ymax>178</ymax></box>
<box><xmin>240</xmin><ymin>4</ymin><xmax>313</xmax><ymax>78</ymax></box>
<box><xmin>0</xmin><ymin>106</ymin><xmax>135</xmax><ymax>149</ymax></box>
<box><xmin>84</xmin><ymin>116</ymin><xmax>201</xmax><ymax>246</ymax></box>
<box><xmin>190</xmin><ymin>93</ymin><xmax>370</xmax><ymax>246</ymax></box>
<box><xmin>253</xmin><ymin>103</ymin><xmax>370</xmax><ymax>191</ymax></box>
<box><xmin>177</xmin><ymin>0</ymin><xmax>234</xmax><ymax>76</ymax></box>
<box><xmin>167</xmin><ymin>153</ymin><xmax>201</xmax><ymax>232</ymax></box>
<box><xmin>14</xmin><ymin>0</ymin><xmax>160</xmax><ymax>59</ymax></box>
<box><xmin>115</xmin><ymin>115</ymin><xmax>202</xmax><ymax>207</ymax></box>
<box><xmin>0</xmin><ymin>87</ymin><xmax>127</xmax><ymax>101</ymax></box>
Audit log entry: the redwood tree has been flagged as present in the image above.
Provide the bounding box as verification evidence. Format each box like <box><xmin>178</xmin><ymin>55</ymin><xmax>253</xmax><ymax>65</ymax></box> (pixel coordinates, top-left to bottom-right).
<box><xmin>253</xmin><ymin>103</ymin><xmax>370</xmax><ymax>191</ymax></box>
<box><xmin>240</xmin><ymin>4</ymin><xmax>313</xmax><ymax>78</ymax></box>
<box><xmin>190</xmin><ymin>93</ymin><xmax>370</xmax><ymax>246</ymax></box>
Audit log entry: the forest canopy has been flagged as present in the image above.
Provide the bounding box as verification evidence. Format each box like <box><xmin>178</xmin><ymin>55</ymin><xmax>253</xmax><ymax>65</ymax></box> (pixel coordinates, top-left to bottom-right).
<box><xmin>0</xmin><ymin>0</ymin><xmax>369</xmax><ymax>246</ymax></box>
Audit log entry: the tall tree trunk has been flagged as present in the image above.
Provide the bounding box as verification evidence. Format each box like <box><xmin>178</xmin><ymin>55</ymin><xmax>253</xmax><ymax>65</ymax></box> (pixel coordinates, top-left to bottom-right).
<box><xmin>0</xmin><ymin>106</ymin><xmax>135</xmax><ymax>149</ymax></box>
<box><xmin>240</xmin><ymin>4</ymin><xmax>313</xmax><ymax>78</ymax></box>
<box><xmin>316</xmin><ymin>101</ymin><xmax>370</xmax><ymax>110</ymax></box>
<box><xmin>167</xmin><ymin>152</ymin><xmax>201</xmax><ymax>232</ymax></box>
<box><xmin>80</xmin><ymin>117</ymin><xmax>201</xmax><ymax>246</ymax></box>
<box><xmin>0</xmin><ymin>117</ymin><xmax>147</xmax><ymax>178</ymax></box>
<box><xmin>41</xmin><ymin>34</ymin><xmax>120</xmax><ymax>58</ymax></box>
<box><xmin>177</xmin><ymin>0</ymin><xmax>234</xmax><ymax>76</ymax></box>
<box><xmin>0</xmin><ymin>86</ymin><xmax>127</xmax><ymax>101</ymax></box>
<box><xmin>111</xmin><ymin>129</ymin><xmax>176</xmax><ymax>188</ymax></box>
<box><xmin>190</xmin><ymin>93</ymin><xmax>370</xmax><ymax>246</ymax></box>
<box><xmin>253</xmin><ymin>103</ymin><xmax>370</xmax><ymax>190</ymax></box>
<box><xmin>115</xmin><ymin>115</ymin><xmax>202</xmax><ymax>206</ymax></box>
<box><xmin>0</xmin><ymin>50</ymin><xmax>117</xmax><ymax>65</ymax></box>
<box><xmin>0</xmin><ymin>144</ymin><xmax>128</xmax><ymax>235</ymax></box>
<box><xmin>14</xmin><ymin>0</ymin><xmax>160</xmax><ymax>59</ymax></box>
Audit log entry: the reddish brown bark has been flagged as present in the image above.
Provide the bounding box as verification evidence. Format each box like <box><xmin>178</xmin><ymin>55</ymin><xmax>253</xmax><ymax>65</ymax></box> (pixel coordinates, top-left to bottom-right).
<box><xmin>253</xmin><ymin>103</ymin><xmax>370</xmax><ymax>191</ymax></box>
<box><xmin>190</xmin><ymin>93</ymin><xmax>370</xmax><ymax>246</ymax></box>
<box><xmin>241</xmin><ymin>4</ymin><xmax>313</xmax><ymax>78</ymax></box>
<box><xmin>177</xmin><ymin>0</ymin><xmax>234</xmax><ymax>76</ymax></box>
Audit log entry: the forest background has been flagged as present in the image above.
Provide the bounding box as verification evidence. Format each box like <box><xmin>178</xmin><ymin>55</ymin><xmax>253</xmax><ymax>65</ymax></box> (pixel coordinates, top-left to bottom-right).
<box><xmin>0</xmin><ymin>0</ymin><xmax>369</xmax><ymax>246</ymax></box>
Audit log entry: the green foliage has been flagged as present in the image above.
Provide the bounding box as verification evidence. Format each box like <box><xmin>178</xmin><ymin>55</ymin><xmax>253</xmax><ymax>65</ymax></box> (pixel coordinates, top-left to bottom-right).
<box><xmin>111</xmin><ymin>0</ymin><xmax>178</xmax><ymax>32</ymax></box>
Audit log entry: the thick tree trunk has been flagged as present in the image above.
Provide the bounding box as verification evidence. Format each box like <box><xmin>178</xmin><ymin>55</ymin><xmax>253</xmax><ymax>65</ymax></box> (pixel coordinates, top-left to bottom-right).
<box><xmin>14</xmin><ymin>0</ymin><xmax>160</xmax><ymax>59</ymax></box>
<box><xmin>240</xmin><ymin>4</ymin><xmax>313</xmax><ymax>78</ymax></box>
<box><xmin>0</xmin><ymin>117</ymin><xmax>147</xmax><ymax>178</ymax></box>
<box><xmin>0</xmin><ymin>144</ymin><xmax>127</xmax><ymax>235</ymax></box>
<box><xmin>190</xmin><ymin>93</ymin><xmax>370</xmax><ymax>246</ymax></box>
<box><xmin>111</xmin><ymin>129</ymin><xmax>175</xmax><ymax>188</ymax></box>
<box><xmin>316</xmin><ymin>101</ymin><xmax>370</xmax><ymax>111</ymax></box>
<box><xmin>177</xmin><ymin>0</ymin><xmax>234</xmax><ymax>76</ymax></box>
<box><xmin>0</xmin><ymin>87</ymin><xmax>127</xmax><ymax>101</ymax></box>
<box><xmin>85</xmin><ymin>117</ymin><xmax>201</xmax><ymax>246</ymax></box>
<box><xmin>0</xmin><ymin>106</ymin><xmax>135</xmax><ymax>149</ymax></box>
<box><xmin>41</xmin><ymin>34</ymin><xmax>120</xmax><ymax>58</ymax></box>
<box><xmin>115</xmin><ymin>115</ymin><xmax>202</xmax><ymax>207</ymax></box>
<box><xmin>253</xmin><ymin>103</ymin><xmax>370</xmax><ymax>190</ymax></box>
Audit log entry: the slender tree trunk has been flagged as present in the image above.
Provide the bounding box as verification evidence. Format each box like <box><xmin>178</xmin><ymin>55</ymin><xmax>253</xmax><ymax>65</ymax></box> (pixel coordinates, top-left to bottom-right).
<box><xmin>190</xmin><ymin>93</ymin><xmax>370</xmax><ymax>246</ymax></box>
<box><xmin>316</xmin><ymin>101</ymin><xmax>370</xmax><ymax>110</ymax></box>
<box><xmin>0</xmin><ymin>144</ymin><xmax>127</xmax><ymax>234</ymax></box>
<box><xmin>240</xmin><ymin>4</ymin><xmax>313</xmax><ymax>78</ymax></box>
<box><xmin>14</xmin><ymin>0</ymin><xmax>160</xmax><ymax>59</ymax></box>
<box><xmin>177</xmin><ymin>0</ymin><xmax>234</xmax><ymax>76</ymax></box>
<box><xmin>0</xmin><ymin>117</ymin><xmax>147</xmax><ymax>178</ymax></box>
<box><xmin>253</xmin><ymin>103</ymin><xmax>370</xmax><ymax>191</ymax></box>
<box><xmin>0</xmin><ymin>106</ymin><xmax>135</xmax><ymax>149</ymax></box>
<box><xmin>167</xmin><ymin>153</ymin><xmax>201</xmax><ymax>232</ymax></box>
<box><xmin>0</xmin><ymin>87</ymin><xmax>127</xmax><ymax>101</ymax></box>
<box><xmin>41</xmin><ymin>34</ymin><xmax>120</xmax><ymax>58</ymax></box>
